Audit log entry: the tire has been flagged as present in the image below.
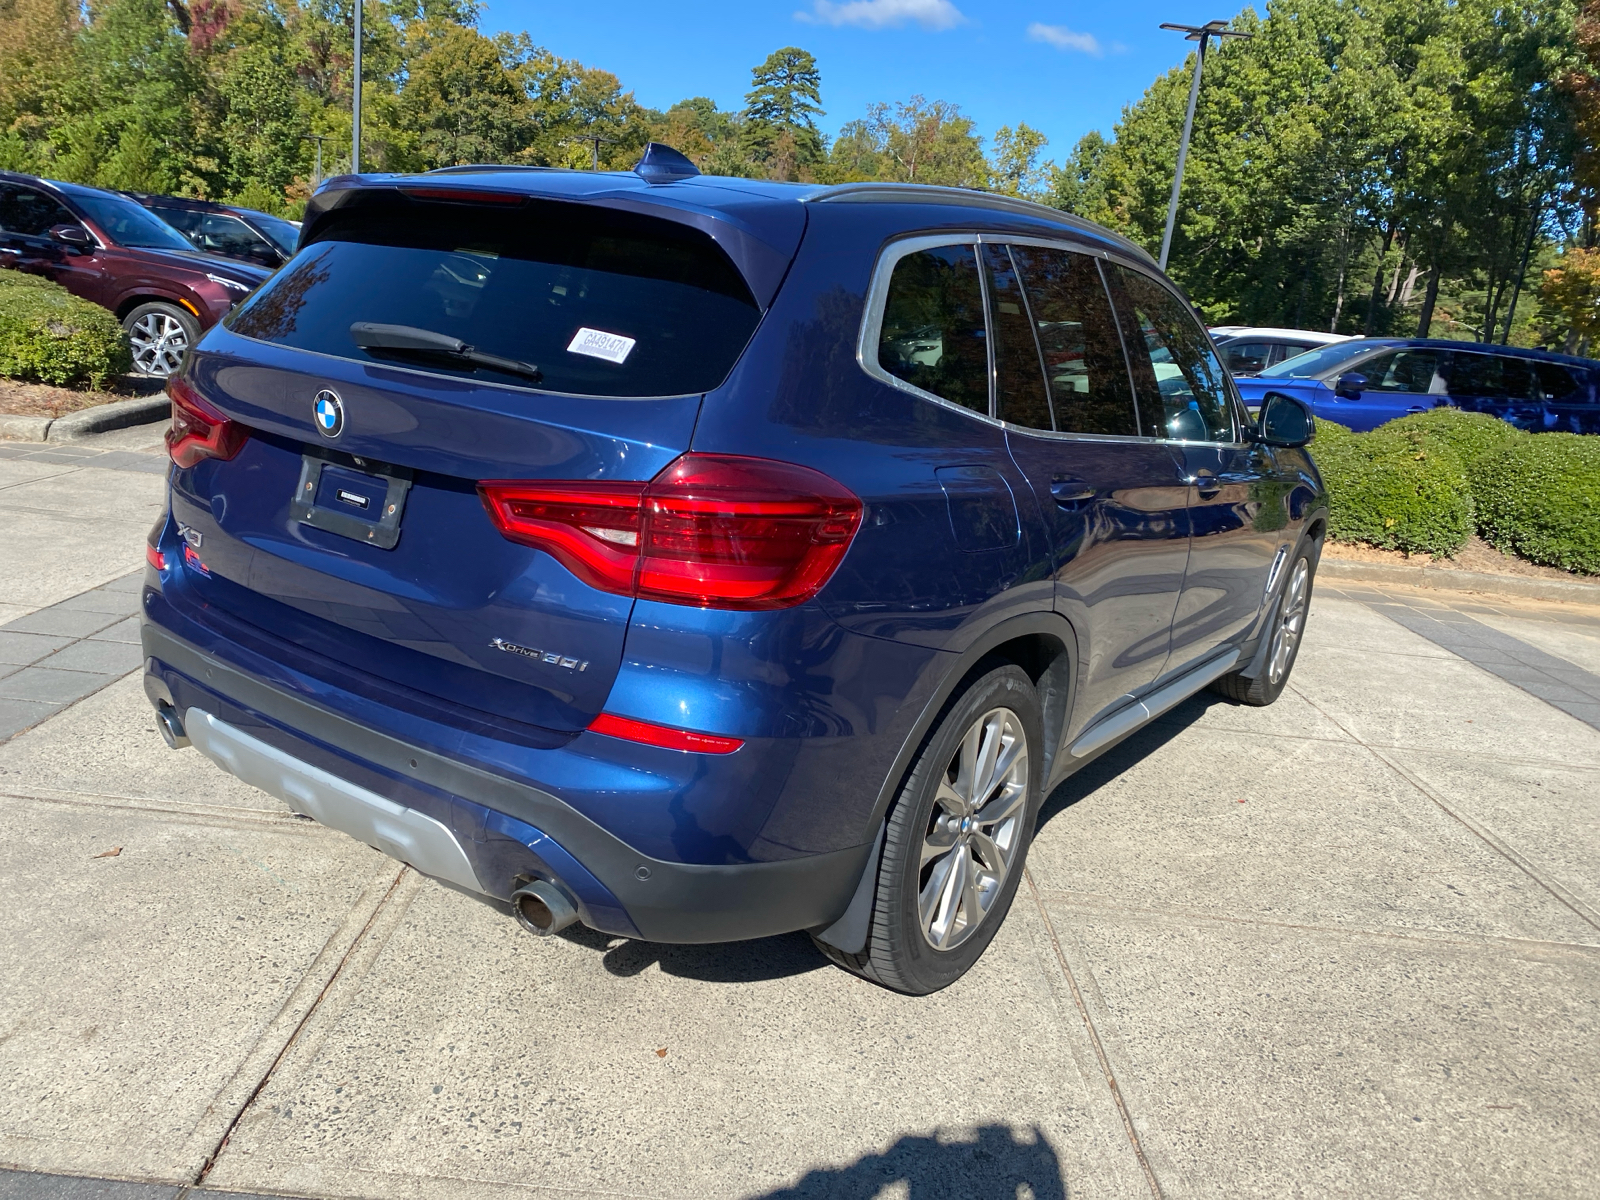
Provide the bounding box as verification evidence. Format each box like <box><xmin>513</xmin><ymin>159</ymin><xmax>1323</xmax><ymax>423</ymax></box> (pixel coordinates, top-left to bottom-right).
<box><xmin>123</xmin><ymin>301</ymin><xmax>200</xmax><ymax>378</ymax></box>
<box><xmin>1210</xmin><ymin>546</ymin><xmax>1316</xmax><ymax>707</ymax></box>
<box><xmin>816</xmin><ymin>664</ymin><xmax>1044</xmax><ymax>995</ymax></box>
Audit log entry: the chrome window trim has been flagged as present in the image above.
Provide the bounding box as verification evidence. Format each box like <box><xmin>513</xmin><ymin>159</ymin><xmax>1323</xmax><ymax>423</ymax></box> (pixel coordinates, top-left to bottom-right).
<box><xmin>856</xmin><ymin>232</ymin><xmax>1253</xmax><ymax>450</ymax></box>
<box><xmin>855</xmin><ymin>233</ymin><xmax>997</xmax><ymax>424</ymax></box>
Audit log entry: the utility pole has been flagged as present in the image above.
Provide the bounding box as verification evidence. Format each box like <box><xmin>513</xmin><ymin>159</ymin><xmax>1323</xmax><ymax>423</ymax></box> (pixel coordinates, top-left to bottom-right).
<box><xmin>1157</xmin><ymin>19</ymin><xmax>1250</xmax><ymax>270</ymax></box>
<box><xmin>301</xmin><ymin>134</ymin><xmax>329</xmax><ymax>187</ymax></box>
<box><xmin>566</xmin><ymin>133</ymin><xmax>615</xmax><ymax>171</ymax></box>
<box><xmin>351</xmin><ymin>0</ymin><xmax>363</xmax><ymax>173</ymax></box>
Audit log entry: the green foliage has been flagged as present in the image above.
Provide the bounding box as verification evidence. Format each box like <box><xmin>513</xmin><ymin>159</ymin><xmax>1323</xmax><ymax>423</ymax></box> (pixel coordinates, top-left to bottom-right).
<box><xmin>1378</xmin><ymin>407</ymin><xmax>1528</xmax><ymax>471</ymax></box>
<box><xmin>1471</xmin><ymin>434</ymin><xmax>1600</xmax><ymax>574</ymax></box>
<box><xmin>1313</xmin><ymin>424</ymin><xmax>1475</xmax><ymax>556</ymax></box>
<box><xmin>0</xmin><ymin>272</ymin><xmax>131</xmax><ymax>387</ymax></box>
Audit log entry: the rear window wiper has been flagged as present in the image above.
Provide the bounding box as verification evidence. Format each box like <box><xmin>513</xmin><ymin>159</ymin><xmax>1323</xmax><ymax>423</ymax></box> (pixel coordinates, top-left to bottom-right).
<box><xmin>350</xmin><ymin>322</ymin><xmax>542</xmax><ymax>384</ymax></box>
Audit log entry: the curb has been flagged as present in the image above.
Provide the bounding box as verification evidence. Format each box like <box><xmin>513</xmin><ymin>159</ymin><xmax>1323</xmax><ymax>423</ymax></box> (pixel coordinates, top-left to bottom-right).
<box><xmin>1319</xmin><ymin>558</ymin><xmax>1600</xmax><ymax>606</ymax></box>
<box><xmin>48</xmin><ymin>393</ymin><xmax>170</xmax><ymax>442</ymax></box>
<box><xmin>0</xmin><ymin>414</ymin><xmax>54</xmax><ymax>442</ymax></box>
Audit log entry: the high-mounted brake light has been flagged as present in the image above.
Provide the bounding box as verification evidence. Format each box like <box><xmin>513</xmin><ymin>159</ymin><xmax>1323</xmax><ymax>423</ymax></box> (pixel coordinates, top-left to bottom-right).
<box><xmin>479</xmin><ymin>454</ymin><xmax>863</xmax><ymax>610</ymax></box>
<box><xmin>401</xmin><ymin>187</ymin><xmax>526</xmax><ymax>205</ymax></box>
<box><xmin>167</xmin><ymin>376</ymin><xmax>247</xmax><ymax>469</ymax></box>
<box><xmin>587</xmin><ymin>713</ymin><xmax>743</xmax><ymax>754</ymax></box>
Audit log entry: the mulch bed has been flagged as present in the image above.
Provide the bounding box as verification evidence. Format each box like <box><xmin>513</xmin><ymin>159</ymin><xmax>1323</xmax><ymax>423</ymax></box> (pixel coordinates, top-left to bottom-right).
<box><xmin>0</xmin><ymin>375</ymin><xmax>165</xmax><ymax>419</ymax></box>
<box><xmin>1324</xmin><ymin>534</ymin><xmax>1594</xmax><ymax>584</ymax></box>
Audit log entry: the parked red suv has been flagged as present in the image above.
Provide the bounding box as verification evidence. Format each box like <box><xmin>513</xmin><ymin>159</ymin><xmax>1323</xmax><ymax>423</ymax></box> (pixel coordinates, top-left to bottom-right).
<box><xmin>0</xmin><ymin>173</ymin><xmax>271</xmax><ymax>377</ymax></box>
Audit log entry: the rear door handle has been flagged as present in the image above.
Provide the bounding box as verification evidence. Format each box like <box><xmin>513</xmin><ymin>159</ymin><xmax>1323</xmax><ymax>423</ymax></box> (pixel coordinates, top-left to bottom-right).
<box><xmin>1050</xmin><ymin>478</ymin><xmax>1096</xmax><ymax>506</ymax></box>
<box><xmin>1187</xmin><ymin>473</ymin><xmax>1223</xmax><ymax>498</ymax></box>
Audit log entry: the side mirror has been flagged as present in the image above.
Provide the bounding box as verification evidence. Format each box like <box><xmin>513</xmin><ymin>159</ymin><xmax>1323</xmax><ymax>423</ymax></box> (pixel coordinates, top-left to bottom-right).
<box><xmin>48</xmin><ymin>223</ymin><xmax>92</xmax><ymax>247</ymax></box>
<box><xmin>1254</xmin><ymin>392</ymin><xmax>1315</xmax><ymax>448</ymax></box>
<box><xmin>1333</xmin><ymin>371</ymin><xmax>1367</xmax><ymax>399</ymax></box>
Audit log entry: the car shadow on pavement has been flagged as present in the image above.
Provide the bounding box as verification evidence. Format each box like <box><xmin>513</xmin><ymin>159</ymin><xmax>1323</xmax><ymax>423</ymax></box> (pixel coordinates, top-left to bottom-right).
<box><xmin>742</xmin><ymin>1123</ymin><xmax>1067</xmax><ymax>1198</ymax></box>
<box><xmin>1038</xmin><ymin>691</ymin><xmax>1217</xmax><ymax>831</ymax></box>
<box><xmin>560</xmin><ymin>925</ymin><xmax>832</xmax><ymax>982</ymax></box>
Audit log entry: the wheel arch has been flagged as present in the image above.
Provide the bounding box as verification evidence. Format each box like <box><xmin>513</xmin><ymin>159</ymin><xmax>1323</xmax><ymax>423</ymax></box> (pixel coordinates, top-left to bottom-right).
<box><xmin>115</xmin><ymin>292</ymin><xmax>195</xmax><ymax>322</ymax></box>
<box><xmin>813</xmin><ymin>610</ymin><xmax>1077</xmax><ymax>954</ymax></box>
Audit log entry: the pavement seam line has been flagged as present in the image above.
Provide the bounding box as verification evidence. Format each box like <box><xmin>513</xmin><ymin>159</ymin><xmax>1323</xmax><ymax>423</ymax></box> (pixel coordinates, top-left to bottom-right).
<box><xmin>1288</xmin><ymin>682</ymin><xmax>1600</xmax><ymax>938</ymax></box>
<box><xmin>1024</xmin><ymin>867</ymin><xmax>1165</xmax><ymax>1200</ymax></box>
<box><xmin>1363</xmin><ymin>744</ymin><xmax>1600</xmax><ymax>934</ymax></box>
<box><xmin>191</xmin><ymin>864</ymin><xmax>411</xmax><ymax>1188</ymax></box>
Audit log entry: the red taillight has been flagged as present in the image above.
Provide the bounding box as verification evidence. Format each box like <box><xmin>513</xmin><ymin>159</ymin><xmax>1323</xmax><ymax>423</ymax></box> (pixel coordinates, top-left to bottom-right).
<box><xmin>166</xmin><ymin>376</ymin><xmax>247</xmax><ymax>469</ymax></box>
<box><xmin>587</xmin><ymin>712</ymin><xmax>744</xmax><ymax>754</ymax></box>
<box><xmin>145</xmin><ymin>544</ymin><xmax>165</xmax><ymax>570</ymax></box>
<box><xmin>479</xmin><ymin>454</ymin><xmax>862</xmax><ymax>610</ymax></box>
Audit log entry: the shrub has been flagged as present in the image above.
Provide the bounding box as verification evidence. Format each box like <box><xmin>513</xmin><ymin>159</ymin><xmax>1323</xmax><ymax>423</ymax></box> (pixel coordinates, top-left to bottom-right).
<box><xmin>1471</xmin><ymin>433</ymin><xmax>1600</xmax><ymax>574</ymax></box>
<box><xmin>1379</xmin><ymin>407</ymin><xmax>1527</xmax><ymax>472</ymax></box>
<box><xmin>0</xmin><ymin>272</ymin><xmax>131</xmax><ymax>387</ymax></box>
<box><xmin>1312</xmin><ymin>426</ymin><xmax>1474</xmax><ymax>557</ymax></box>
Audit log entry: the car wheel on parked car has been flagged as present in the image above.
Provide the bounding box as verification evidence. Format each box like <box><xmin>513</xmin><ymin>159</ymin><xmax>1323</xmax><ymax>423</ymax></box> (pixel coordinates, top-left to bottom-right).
<box><xmin>124</xmin><ymin>301</ymin><xmax>199</xmax><ymax>377</ymax></box>
<box><xmin>817</xmin><ymin>664</ymin><xmax>1044</xmax><ymax>995</ymax></box>
<box><xmin>1210</xmin><ymin>548</ymin><xmax>1315</xmax><ymax>707</ymax></box>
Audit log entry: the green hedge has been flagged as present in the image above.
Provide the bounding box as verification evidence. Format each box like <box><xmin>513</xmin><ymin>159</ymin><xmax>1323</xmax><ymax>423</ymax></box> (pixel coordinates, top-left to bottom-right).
<box><xmin>0</xmin><ymin>271</ymin><xmax>131</xmax><ymax>387</ymax></box>
<box><xmin>1381</xmin><ymin>408</ymin><xmax>1527</xmax><ymax>472</ymax></box>
<box><xmin>1313</xmin><ymin>422</ymin><xmax>1474</xmax><ymax>557</ymax></box>
<box><xmin>1471</xmin><ymin>433</ymin><xmax>1600</xmax><ymax>574</ymax></box>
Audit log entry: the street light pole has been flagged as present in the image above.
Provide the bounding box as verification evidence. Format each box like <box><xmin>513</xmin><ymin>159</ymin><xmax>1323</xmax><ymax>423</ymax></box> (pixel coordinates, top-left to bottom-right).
<box><xmin>1157</xmin><ymin>19</ymin><xmax>1250</xmax><ymax>270</ymax></box>
<box><xmin>351</xmin><ymin>0</ymin><xmax>363</xmax><ymax>174</ymax></box>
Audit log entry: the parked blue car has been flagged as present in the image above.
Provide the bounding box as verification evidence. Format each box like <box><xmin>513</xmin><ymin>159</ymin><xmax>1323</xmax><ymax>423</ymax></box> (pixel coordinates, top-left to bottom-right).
<box><xmin>1233</xmin><ymin>337</ymin><xmax>1600</xmax><ymax>433</ymax></box>
<box><xmin>141</xmin><ymin>146</ymin><xmax>1327</xmax><ymax>993</ymax></box>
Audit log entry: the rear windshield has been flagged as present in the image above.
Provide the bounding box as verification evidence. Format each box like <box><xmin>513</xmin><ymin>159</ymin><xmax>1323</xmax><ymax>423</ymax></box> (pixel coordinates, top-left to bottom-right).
<box><xmin>226</xmin><ymin>192</ymin><xmax>762</xmax><ymax>397</ymax></box>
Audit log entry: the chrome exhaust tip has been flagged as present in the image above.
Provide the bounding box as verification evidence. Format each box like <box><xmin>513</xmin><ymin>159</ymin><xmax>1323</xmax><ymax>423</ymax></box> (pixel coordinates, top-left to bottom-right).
<box><xmin>155</xmin><ymin>703</ymin><xmax>190</xmax><ymax>750</ymax></box>
<box><xmin>510</xmin><ymin>880</ymin><xmax>578</xmax><ymax>937</ymax></box>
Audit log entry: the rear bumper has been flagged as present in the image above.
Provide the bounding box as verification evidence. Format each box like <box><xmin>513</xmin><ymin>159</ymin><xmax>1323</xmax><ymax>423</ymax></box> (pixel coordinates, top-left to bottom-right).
<box><xmin>141</xmin><ymin>620</ymin><xmax>873</xmax><ymax>944</ymax></box>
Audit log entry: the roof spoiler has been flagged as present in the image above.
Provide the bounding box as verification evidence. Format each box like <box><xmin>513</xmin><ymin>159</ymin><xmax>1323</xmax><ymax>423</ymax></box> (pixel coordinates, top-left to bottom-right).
<box><xmin>634</xmin><ymin>143</ymin><xmax>700</xmax><ymax>185</ymax></box>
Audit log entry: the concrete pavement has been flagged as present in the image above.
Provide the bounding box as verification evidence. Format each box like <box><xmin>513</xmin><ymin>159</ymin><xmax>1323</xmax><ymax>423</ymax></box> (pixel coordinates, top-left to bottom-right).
<box><xmin>0</xmin><ymin>431</ymin><xmax>1596</xmax><ymax>1198</ymax></box>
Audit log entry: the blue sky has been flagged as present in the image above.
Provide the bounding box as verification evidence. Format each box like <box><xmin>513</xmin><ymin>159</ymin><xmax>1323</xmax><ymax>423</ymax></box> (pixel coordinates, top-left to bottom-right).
<box><xmin>479</xmin><ymin>0</ymin><xmax>1216</xmax><ymax>164</ymax></box>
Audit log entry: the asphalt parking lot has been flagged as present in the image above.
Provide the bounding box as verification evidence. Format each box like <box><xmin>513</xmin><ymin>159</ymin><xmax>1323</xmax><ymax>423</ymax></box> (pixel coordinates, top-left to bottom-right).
<box><xmin>1</xmin><ymin>430</ymin><xmax>1597</xmax><ymax>1200</ymax></box>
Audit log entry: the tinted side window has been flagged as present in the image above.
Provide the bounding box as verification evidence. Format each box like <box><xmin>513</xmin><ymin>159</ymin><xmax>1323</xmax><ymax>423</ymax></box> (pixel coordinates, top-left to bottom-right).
<box><xmin>1012</xmin><ymin>246</ymin><xmax>1139</xmax><ymax>437</ymax></box>
<box><xmin>1535</xmin><ymin>362</ymin><xmax>1581</xmax><ymax>401</ymax></box>
<box><xmin>981</xmin><ymin>244</ymin><xmax>1051</xmax><ymax>430</ymax></box>
<box><xmin>877</xmin><ymin>244</ymin><xmax>990</xmax><ymax>414</ymax></box>
<box><xmin>1360</xmin><ymin>350</ymin><xmax>1442</xmax><ymax>393</ymax></box>
<box><xmin>198</xmin><ymin>213</ymin><xmax>271</xmax><ymax>258</ymax></box>
<box><xmin>1221</xmin><ymin>341</ymin><xmax>1272</xmax><ymax>373</ymax></box>
<box><xmin>153</xmin><ymin>206</ymin><xmax>203</xmax><ymax>236</ymax></box>
<box><xmin>1450</xmin><ymin>352</ymin><xmax>1536</xmax><ymax>399</ymax></box>
<box><xmin>1104</xmin><ymin>263</ymin><xmax>1232</xmax><ymax>441</ymax></box>
<box><xmin>0</xmin><ymin>185</ymin><xmax>76</xmax><ymax>237</ymax></box>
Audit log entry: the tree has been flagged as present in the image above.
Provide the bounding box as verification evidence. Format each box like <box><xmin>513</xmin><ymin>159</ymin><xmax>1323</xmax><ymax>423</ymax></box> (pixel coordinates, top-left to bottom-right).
<box><xmin>741</xmin><ymin>46</ymin><xmax>823</xmax><ymax>180</ymax></box>
<box><xmin>399</xmin><ymin>20</ymin><xmax>526</xmax><ymax>168</ymax></box>
<box><xmin>988</xmin><ymin>123</ymin><xmax>1048</xmax><ymax>198</ymax></box>
<box><xmin>826</xmin><ymin>96</ymin><xmax>985</xmax><ymax>188</ymax></box>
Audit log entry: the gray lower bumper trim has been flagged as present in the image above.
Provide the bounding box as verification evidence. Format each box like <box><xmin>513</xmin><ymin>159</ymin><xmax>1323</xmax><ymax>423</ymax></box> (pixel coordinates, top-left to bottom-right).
<box><xmin>186</xmin><ymin>707</ymin><xmax>485</xmax><ymax>895</ymax></box>
<box><xmin>142</xmin><ymin>622</ymin><xmax>872</xmax><ymax>943</ymax></box>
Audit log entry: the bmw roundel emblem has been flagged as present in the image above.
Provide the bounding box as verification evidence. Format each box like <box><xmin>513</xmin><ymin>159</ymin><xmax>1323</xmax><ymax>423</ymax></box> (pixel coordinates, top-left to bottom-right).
<box><xmin>312</xmin><ymin>389</ymin><xmax>344</xmax><ymax>439</ymax></box>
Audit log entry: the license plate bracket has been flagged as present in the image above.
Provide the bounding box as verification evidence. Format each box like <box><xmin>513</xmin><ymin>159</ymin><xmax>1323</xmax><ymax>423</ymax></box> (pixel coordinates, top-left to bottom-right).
<box><xmin>290</xmin><ymin>453</ymin><xmax>413</xmax><ymax>550</ymax></box>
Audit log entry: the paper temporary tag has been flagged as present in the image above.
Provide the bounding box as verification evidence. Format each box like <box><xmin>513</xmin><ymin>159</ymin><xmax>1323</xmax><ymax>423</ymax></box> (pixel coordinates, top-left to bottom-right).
<box><xmin>566</xmin><ymin>327</ymin><xmax>636</xmax><ymax>364</ymax></box>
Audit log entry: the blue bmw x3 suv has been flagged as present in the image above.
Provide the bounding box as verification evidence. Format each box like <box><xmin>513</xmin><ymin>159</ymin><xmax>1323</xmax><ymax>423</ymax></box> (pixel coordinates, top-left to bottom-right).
<box><xmin>140</xmin><ymin>145</ymin><xmax>1327</xmax><ymax>993</ymax></box>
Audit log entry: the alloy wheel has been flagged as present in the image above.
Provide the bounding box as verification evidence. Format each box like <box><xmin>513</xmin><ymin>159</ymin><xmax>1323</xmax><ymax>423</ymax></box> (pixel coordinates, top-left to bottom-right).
<box><xmin>129</xmin><ymin>312</ymin><xmax>190</xmax><ymax>377</ymax></box>
<box><xmin>1268</xmin><ymin>557</ymin><xmax>1310</xmax><ymax>685</ymax></box>
<box><xmin>917</xmin><ymin>706</ymin><xmax>1030</xmax><ymax>951</ymax></box>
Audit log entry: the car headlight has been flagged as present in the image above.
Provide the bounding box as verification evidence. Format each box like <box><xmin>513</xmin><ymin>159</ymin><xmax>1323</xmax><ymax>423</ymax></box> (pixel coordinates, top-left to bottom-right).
<box><xmin>206</xmin><ymin>273</ymin><xmax>252</xmax><ymax>294</ymax></box>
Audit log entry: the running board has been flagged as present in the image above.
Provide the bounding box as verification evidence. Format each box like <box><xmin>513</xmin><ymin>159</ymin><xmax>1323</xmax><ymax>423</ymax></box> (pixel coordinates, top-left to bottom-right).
<box><xmin>1067</xmin><ymin>648</ymin><xmax>1241</xmax><ymax>759</ymax></box>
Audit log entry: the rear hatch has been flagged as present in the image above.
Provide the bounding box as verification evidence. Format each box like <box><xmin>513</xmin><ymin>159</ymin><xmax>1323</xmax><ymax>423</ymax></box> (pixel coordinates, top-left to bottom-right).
<box><xmin>164</xmin><ymin>183</ymin><xmax>788</xmax><ymax>736</ymax></box>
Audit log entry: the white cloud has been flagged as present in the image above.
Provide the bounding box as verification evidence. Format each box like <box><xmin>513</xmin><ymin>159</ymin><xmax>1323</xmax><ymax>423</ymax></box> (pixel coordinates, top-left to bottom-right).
<box><xmin>1027</xmin><ymin>21</ymin><xmax>1103</xmax><ymax>55</ymax></box>
<box><xmin>796</xmin><ymin>0</ymin><xmax>967</xmax><ymax>31</ymax></box>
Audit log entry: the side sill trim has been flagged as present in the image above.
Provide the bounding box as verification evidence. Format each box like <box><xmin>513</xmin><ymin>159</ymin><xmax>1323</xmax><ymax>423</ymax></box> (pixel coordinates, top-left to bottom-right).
<box><xmin>1068</xmin><ymin>647</ymin><xmax>1240</xmax><ymax>759</ymax></box>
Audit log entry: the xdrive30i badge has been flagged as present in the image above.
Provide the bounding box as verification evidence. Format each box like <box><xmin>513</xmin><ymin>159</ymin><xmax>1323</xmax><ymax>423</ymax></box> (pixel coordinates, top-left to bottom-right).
<box><xmin>491</xmin><ymin>638</ymin><xmax>589</xmax><ymax>671</ymax></box>
<box><xmin>312</xmin><ymin>389</ymin><xmax>344</xmax><ymax>438</ymax></box>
